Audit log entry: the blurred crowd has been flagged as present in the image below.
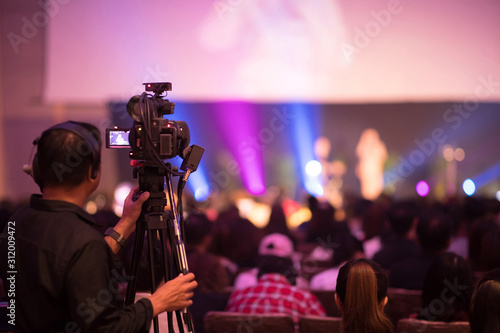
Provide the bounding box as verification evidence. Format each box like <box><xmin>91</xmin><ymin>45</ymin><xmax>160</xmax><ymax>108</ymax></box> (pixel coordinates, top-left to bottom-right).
<box><xmin>2</xmin><ymin>192</ymin><xmax>500</xmax><ymax>332</ymax></box>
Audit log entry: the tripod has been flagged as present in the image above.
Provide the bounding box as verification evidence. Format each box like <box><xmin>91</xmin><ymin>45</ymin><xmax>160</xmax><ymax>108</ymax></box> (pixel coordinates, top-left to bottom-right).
<box><xmin>125</xmin><ymin>162</ymin><xmax>193</xmax><ymax>333</ymax></box>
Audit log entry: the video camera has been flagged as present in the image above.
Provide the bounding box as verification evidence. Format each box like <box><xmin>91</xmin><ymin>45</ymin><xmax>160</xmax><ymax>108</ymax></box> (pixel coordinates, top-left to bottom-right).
<box><xmin>106</xmin><ymin>82</ymin><xmax>198</xmax><ymax>164</ymax></box>
<box><xmin>105</xmin><ymin>82</ymin><xmax>203</xmax><ymax>333</ymax></box>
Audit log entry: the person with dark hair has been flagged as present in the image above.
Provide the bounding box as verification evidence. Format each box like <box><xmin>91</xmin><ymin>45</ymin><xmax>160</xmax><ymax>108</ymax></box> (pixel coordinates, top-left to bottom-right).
<box><xmin>185</xmin><ymin>212</ymin><xmax>214</xmax><ymax>252</ymax></box>
<box><xmin>310</xmin><ymin>233</ymin><xmax>365</xmax><ymax>290</ymax></box>
<box><xmin>298</xmin><ymin>197</ymin><xmax>350</xmax><ymax>264</ymax></box>
<box><xmin>417</xmin><ymin>252</ymin><xmax>474</xmax><ymax>322</ymax></box>
<box><xmin>263</xmin><ymin>202</ymin><xmax>293</xmax><ymax>239</ymax></box>
<box><xmin>335</xmin><ymin>258</ymin><xmax>393</xmax><ymax>333</ymax></box>
<box><xmin>226</xmin><ymin>254</ymin><xmax>325</xmax><ymax>328</ymax></box>
<box><xmin>372</xmin><ymin>200</ymin><xmax>420</xmax><ymax>269</ymax></box>
<box><xmin>209</xmin><ymin>206</ymin><xmax>262</xmax><ymax>269</ymax></box>
<box><xmin>360</xmin><ymin>198</ymin><xmax>390</xmax><ymax>260</ymax></box>
<box><xmin>390</xmin><ymin>210</ymin><xmax>453</xmax><ymax>290</ymax></box>
<box><xmin>469</xmin><ymin>268</ymin><xmax>500</xmax><ymax>333</ymax></box>
<box><xmin>187</xmin><ymin>251</ymin><xmax>230</xmax><ymax>333</ymax></box>
<box><xmin>468</xmin><ymin>218</ymin><xmax>500</xmax><ymax>271</ymax></box>
<box><xmin>182</xmin><ymin>212</ymin><xmax>231</xmax><ymax>333</ymax></box>
<box><xmin>0</xmin><ymin>121</ymin><xmax>197</xmax><ymax>333</ymax></box>
<box><xmin>305</xmin><ymin>200</ymin><xmax>339</xmax><ymax>244</ymax></box>
<box><xmin>480</xmin><ymin>229</ymin><xmax>500</xmax><ymax>271</ymax></box>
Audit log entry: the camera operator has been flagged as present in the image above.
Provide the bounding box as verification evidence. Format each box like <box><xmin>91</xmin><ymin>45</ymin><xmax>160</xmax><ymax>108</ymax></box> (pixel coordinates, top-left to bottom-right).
<box><xmin>0</xmin><ymin>121</ymin><xmax>197</xmax><ymax>333</ymax></box>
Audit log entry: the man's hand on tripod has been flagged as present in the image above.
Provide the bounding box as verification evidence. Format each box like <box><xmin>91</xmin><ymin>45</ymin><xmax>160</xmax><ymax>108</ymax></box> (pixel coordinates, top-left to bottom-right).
<box><xmin>105</xmin><ymin>187</ymin><xmax>150</xmax><ymax>254</ymax></box>
<box><xmin>121</xmin><ymin>187</ymin><xmax>150</xmax><ymax>228</ymax></box>
<box><xmin>149</xmin><ymin>273</ymin><xmax>198</xmax><ymax>317</ymax></box>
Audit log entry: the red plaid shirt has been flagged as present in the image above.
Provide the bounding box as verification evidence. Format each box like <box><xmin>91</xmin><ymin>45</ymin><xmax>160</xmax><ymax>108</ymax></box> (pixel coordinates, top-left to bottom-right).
<box><xmin>225</xmin><ymin>273</ymin><xmax>326</xmax><ymax>324</ymax></box>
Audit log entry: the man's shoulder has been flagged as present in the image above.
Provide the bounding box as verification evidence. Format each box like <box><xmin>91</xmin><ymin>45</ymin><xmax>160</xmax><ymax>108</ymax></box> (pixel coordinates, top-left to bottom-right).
<box><xmin>12</xmin><ymin>204</ymin><xmax>105</xmax><ymax>258</ymax></box>
<box><xmin>16</xmin><ymin>206</ymin><xmax>99</xmax><ymax>234</ymax></box>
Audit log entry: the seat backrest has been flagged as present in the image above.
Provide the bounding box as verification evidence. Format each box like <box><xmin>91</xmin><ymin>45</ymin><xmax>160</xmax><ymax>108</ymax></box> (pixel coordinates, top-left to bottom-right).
<box><xmin>204</xmin><ymin>311</ymin><xmax>295</xmax><ymax>333</ymax></box>
<box><xmin>310</xmin><ymin>289</ymin><xmax>342</xmax><ymax>317</ymax></box>
<box><xmin>300</xmin><ymin>258</ymin><xmax>333</xmax><ymax>281</ymax></box>
<box><xmin>299</xmin><ymin>316</ymin><xmax>342</xmax><ymax>333</ymax></box>
<box><xmin>385</xmin><ymin>288</ymin><xmax>422</xmax><ymax>325</ymax></box>
<box><xmin>396</xmin><ymin>318</ymin><xmax>470</xmax><ymax>333</ymax></box>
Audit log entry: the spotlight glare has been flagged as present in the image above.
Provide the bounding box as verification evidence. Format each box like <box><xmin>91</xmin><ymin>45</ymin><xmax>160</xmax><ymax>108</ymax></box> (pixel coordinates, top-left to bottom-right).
<box><xmin>194</xmin><ymin>186</ymin><xmax>210</xmax><ymax>202</ymax></box>
<box><xmin>462</xmin><ymin>179</ymin><xmax>476</xmax><ymax>196</ymax></box>
<box><xmin>443</xmin><ymin>145</ymin><xmax>454</xmax><ymax>162</ymax></box>
<box><xmin>113</xmin><ymin>182</ymin><xmax>133</xmax><ymax>218</ymax></box>
<box><xmin>416</xmin><ymin>181</ymin><xmax>429</xmax><ymax>197</ymax></box>
<box><xmin>305</xmin><ymin>160</ymin><xmax>322</xmax><ymax>177</ymax></box>
<box><xmin>496</xmin><ymin>191</ymin><xmax>500</xmax><ymax>202</ymax></box>
<box><xmin>305</xmin><ymin>180</ymin><xmax>324</xmax><ymax>197</ymax></box>
<box><xmin>248</xmin><ymin>183</ymin><xmax>266</xmax><ymax>196</ymax></box>
<box><xmin>454</xmin><ymin>148</ymin><xmax>465</xmax><ymax>162</ymax></box>
<box><xmin>114</xmin><ymin>182</ymin><xmax>133</xmax><ymax>204</ymax></box>
<box><xmin>85</xmin><ymin>201</ymin><xmax>98</xmax><ymax>215</ymax></box>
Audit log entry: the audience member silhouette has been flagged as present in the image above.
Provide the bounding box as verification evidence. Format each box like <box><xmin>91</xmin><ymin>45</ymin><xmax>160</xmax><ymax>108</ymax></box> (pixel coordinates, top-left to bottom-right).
<box><xmin>187</xmin><ymin>252</ymin><xmax>230</xmax><ymax>333</ymax></box>
<box><xmin>480</xmin><ymin>229</ymin><xmax>500</xmax><ymax>271</ymax></box>
<box><xmin>390</xmin><ymin>210</ymin><xmax>453</xmax><ymax>290</ymax></box>
<box><xmin>183</xmin><ymin>212</ymin><xmax>232</xmax><ymax>333</ymax></box>
<box><xmin>372</xmin><ymin>200</ymin><xmax>420</xmax><ymax>269</ymax></box>
<box><xmin>304</xmin><ymin>198</ymin><xmax>349</xmax><ymax>245</ymax></box>
<box><xmin>263</xmin><ymin>202</ymin><xmax>293</xmax><ymax>240</ymax></box>
<box><xmin>467</xmin><ymin>217</ymin><xmax>498</xmax><ymax>271</ymax></box>
<box><xmin>417</xmin><ymin>252</ymin><xmax>473</xmax><ymax>322</ymax></box>
<box><xmin>335</xmin><ymin>258</ymin><xmax>393</xmax><ymax>333</ymax></box>
<box><xmin>209</xmin><ymin>205</ymin><xmax>262</xmax><ymax>269</ymax></box>
<box><xmin>360</xmin><ymin>197</ymin><xmax>392</xmax><ymax>259</ymax></box>
<box><xmin>469</xmin><ymin>269</ymin><xmax>500</xmax><ymax>333</ymax></box>
<box><xmin>185</xmin><ymin>213</ymin><xmax>214</xmax><ymax>253</ymax></box>
<box><xmin>310</xmin><ymin>233</ymin><xmax>364</xmax><ymax>290</ymax></box>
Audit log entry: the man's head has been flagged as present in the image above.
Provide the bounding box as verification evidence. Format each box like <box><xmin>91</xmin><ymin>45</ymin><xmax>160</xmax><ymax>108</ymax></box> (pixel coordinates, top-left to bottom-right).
<box><xmin>32</xmin><ymin>121</ymin><xmax>101</xmax><ymax>191</ymax></box>
<box><xmin>185</xmin><ymin>213</ymin><xmax>213</xmax><ymax>250</ymax></box>
<box><xmin>256</xmin><ymin>234</ymin><xmax>297</xmax><ymax>284</ymax></box>
<box><xmin>416</xmin><ymin>210</ymin><xmax>453</xmax><ymax>256</ymax></box>
<box><xmin>387</xmin><ymin>200</ymin><xmax>418</xmax><ymax>237</ymax></box>
<box><xmin>257</xmin><ymin>255</ymin><xmax>297</xmax><ymax>285</ymax></box>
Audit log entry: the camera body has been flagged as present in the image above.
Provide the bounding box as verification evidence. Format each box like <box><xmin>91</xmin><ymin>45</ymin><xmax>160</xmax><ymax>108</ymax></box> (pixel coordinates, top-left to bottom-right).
<box><xmin>106</xmin><ymin>82</ymin><xmax>190</xmax><ymax>161</ymax></box>
<box><xmin>128</xmin><ymin>118</ymin><xmax>190</xmax><ymax>160</ymax></box>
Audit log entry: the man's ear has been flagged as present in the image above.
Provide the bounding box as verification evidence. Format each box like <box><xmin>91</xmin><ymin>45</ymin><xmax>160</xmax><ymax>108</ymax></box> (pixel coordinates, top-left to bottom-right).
<box><xmin>87</xmin><ymin>166</ymin><xmax>100</xmax><ymax>183</ymax></box>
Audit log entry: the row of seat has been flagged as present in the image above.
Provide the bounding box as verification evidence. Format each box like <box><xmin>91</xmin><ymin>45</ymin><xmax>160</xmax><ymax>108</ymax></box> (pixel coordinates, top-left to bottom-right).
<box><xmin>202</xmin><ymin>286</ymin><xmax>422</xmax><ymax>327</ymax></box>
<box><xmin>204</xmin><ymin>312</ymin><xmax>471</xmax><ymax>333</ymax></box>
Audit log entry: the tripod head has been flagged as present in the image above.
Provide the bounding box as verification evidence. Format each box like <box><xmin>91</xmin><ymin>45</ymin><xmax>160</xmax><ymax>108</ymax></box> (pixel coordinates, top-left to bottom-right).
<box><xmin>132</xmin><ymin>161</ymin><xmax>168</xmax><ymax>213</ymax></box>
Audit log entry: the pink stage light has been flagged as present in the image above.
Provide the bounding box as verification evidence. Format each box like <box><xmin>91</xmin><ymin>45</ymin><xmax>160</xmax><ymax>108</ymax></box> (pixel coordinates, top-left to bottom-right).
<box><xmin>416</xmin><ymin>181</ymin><xmax>430</xmax><ymax>197</ymax></box>
<box><xmin>213</xmin><ymin>102</ymin><xmax>266</xmax><ymax>195</ymax></box>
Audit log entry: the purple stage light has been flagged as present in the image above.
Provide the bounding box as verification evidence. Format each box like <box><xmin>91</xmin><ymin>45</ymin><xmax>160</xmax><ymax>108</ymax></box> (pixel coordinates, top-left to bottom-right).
<box><xmin>416</xmin><ymin>181</ymin><xmax>429</xmax><ymax>197</ymax></box>
<box><xmin>213</xmin><ymin>102</ymin><xmax>266</xmax><ymax>195</ymax></box>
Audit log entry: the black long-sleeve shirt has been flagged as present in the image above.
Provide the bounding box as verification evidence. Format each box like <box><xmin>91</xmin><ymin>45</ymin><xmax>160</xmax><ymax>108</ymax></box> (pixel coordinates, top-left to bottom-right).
<box><xmin>0</xmin><ymin>195</ymin><xmax>153</xmax><ymax>332</ymax></box>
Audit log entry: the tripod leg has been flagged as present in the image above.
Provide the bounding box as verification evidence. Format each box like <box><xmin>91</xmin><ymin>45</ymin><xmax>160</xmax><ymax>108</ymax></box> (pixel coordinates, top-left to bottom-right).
<box><xmin>147</xmin><ymin>230</ymin><xmax>160</xmax><ymax>333</ymax></box>
<box><xmin>160</xmin><ymin>229</ymin><xmax>176</xmax><ymax>333</ymax></box>
<box><xmin>165</xmin><ymin>225</ymin><xmax>192</xmax><ymax>333</ymax></box>
<box><xmin>126</xmin><ymin>215</ymin><xmax>146</xmax><ymax>306</ymax></box>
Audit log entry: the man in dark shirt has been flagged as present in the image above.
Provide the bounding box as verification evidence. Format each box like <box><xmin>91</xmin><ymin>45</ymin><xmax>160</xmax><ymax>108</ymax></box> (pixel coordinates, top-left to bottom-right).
<box><xmin>372</xmin><ymin>201</ymin><xmax>420</xmax><ymax>270</ymax></box>
<box><xmin>0</xmin><ymin>121</ymin><xmax>197</xmax><ymax>332</ymax></box>
<box><xmin>389</xmin><ymin>209</ymin><xmax>453</xmax><ymax>290</ymax></box>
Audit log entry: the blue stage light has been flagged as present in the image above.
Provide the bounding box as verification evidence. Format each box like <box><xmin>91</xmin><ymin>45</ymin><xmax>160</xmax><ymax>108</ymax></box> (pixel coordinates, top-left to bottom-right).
<box><xmin>463</xmin><ymin>179</ymin><xmax>476</xmax><ymax>196</ymax></box>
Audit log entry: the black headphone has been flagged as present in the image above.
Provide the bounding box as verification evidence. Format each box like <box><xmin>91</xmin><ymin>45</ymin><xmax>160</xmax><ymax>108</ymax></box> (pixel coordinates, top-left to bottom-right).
<box><xmin>23</xmin><ymin>121</ymin><xmax>101</xmax><ymax>190</ymax></box>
